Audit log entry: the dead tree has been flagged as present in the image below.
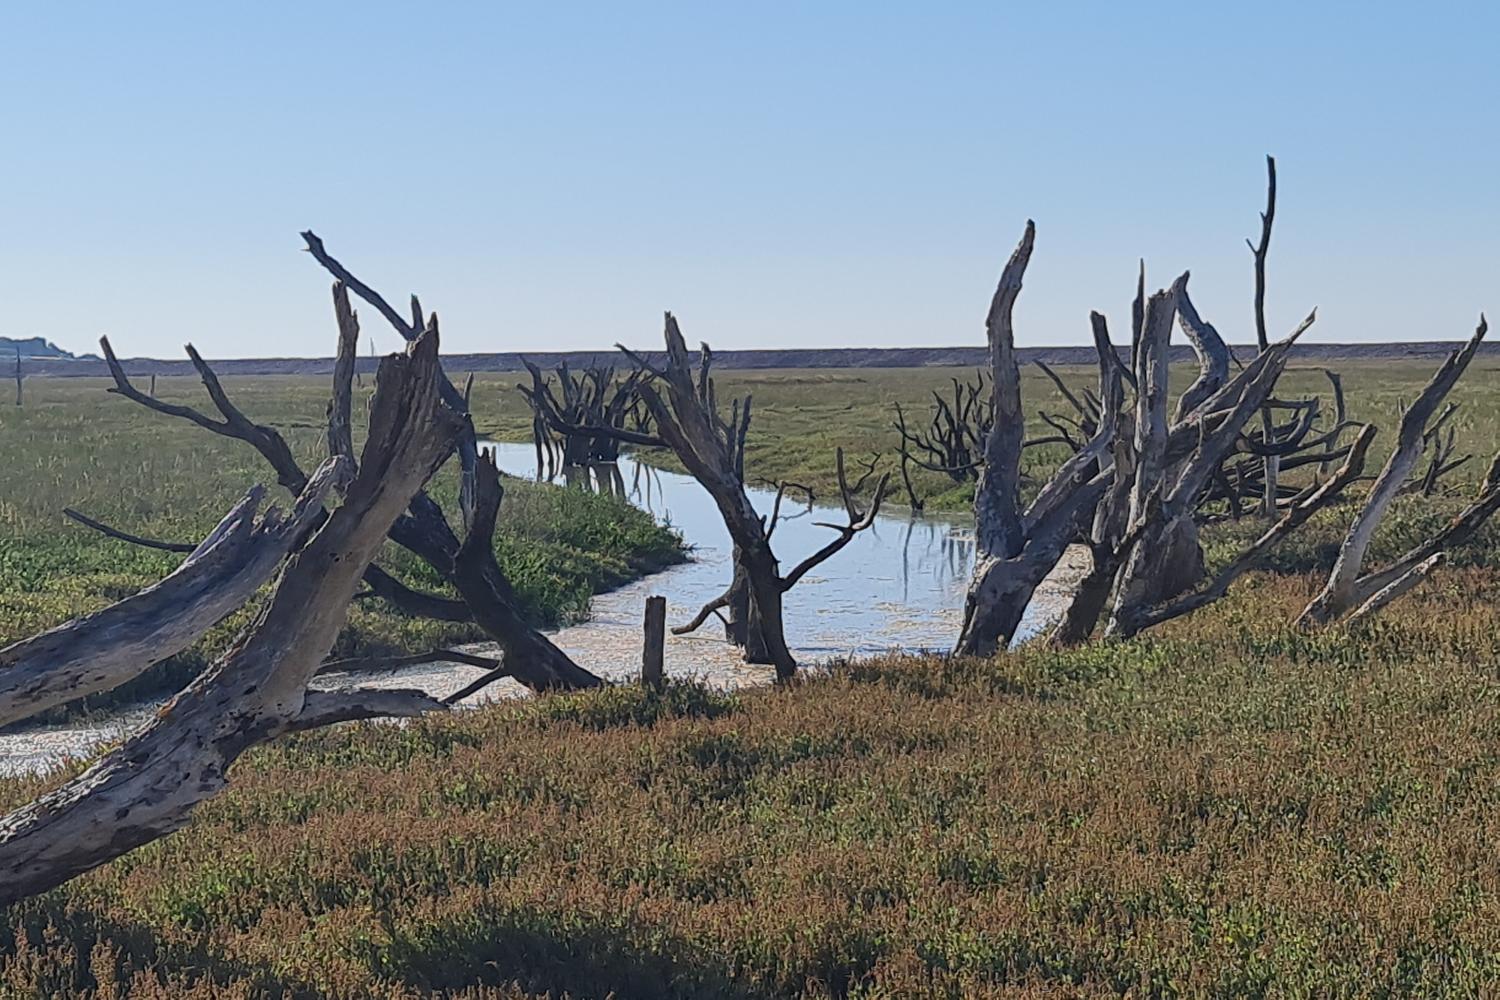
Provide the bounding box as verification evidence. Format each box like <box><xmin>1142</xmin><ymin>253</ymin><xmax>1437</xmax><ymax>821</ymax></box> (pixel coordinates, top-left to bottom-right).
<box><xmin>0</xmin><ymin>330</ymin><xmax>465</xmax><ymax>906</ymax></box>
<box><xmin>1211</xmin><ymin>391</ymin><xmax>1361</xmax><ymax>512</ymax></box>
<box><xmin>1105</xmin><ymin>290</ymin><xmax>1321</xmax><ymax>638</ymax></box>
<box><xmin>1114</xmin><ymin>424</ymin><xmax>1377</xmax><ymax>636</ymax></box>
<box><xmin>1249</xmin><ymin>154</ymin><xmax>1280</xmax><ymax>514</ymax></box>
<box><xmin>891</xmin><ymin>367</ymin><xmax>1083</xmax><ymax>510</ymax></box>
<box><xmin>1046</xmin><ymin>314</ymin><xmax>1139</xmax><ymax>649</ymax></box>
<box><xmin>520</xmin><ymin>361</ymin><xmax>655</xmax><ymax>477</ymax></box>
<box><xmin>1043</xmin><ymin>260</ymin><xmax>1343</xmax><ymax>644</ymax></box>
<box><xmin>620</xmin><ymin>316</ymin><xmax>888</xmax><ymax>681</ymax></box>
<box><xmin>953</xmin><ymin>222</ymin><xmax>1124</xmax><ymax>657</ymax></box>
<box><xmin>892</xmin><ymin>372</ymin><xmax>991</xmax><ymax>484</ymax></box>
<box><xmin>70</xmin><ymin>238</ymin><xmax>602</xmax><ymax>691</ymax></box>
<box><xmin>1299</xmin><ymin>317</ymin><xmax>1493</xmax><ymax>626</ymax></box>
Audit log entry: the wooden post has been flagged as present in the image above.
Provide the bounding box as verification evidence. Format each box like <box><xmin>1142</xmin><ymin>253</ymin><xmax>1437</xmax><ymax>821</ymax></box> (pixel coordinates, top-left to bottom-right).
<box><xmin>149</xmin><ymin>372</ymin><xmax>156</xmax><ymax>396</ymax></box>
<box><xmin>13</xmin><ymin>348</ymin><xmax>20</xmax><ymax>407</ymax></box>
<box><xmin>642</xmin><ymin>595</ymin><xmax>666</xmax><ymax>690</ymax></box>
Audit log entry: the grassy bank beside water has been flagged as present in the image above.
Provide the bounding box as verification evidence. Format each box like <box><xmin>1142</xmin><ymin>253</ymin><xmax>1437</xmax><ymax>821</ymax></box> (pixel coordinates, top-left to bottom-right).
<box><xmin>0</xmin><ymin>376</ymin><xmax>684</xmax><ymax>719</ymax></box>
<box><xmin>5</xmin><ymin>361</ymin><xmax>1500</xmax><ymax>995</ymax></box>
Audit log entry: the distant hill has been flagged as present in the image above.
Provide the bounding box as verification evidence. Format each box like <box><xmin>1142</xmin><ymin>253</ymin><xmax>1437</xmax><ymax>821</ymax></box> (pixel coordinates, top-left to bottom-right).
<box><xmin>0</xmin><ymin>336</ymin><xmax>95</xmax><ymax>360</ymax></box>
<box><xmin>11</xmin><ymin>342</ymin><xmax>1500</xmax><ymax>377</ymax></box>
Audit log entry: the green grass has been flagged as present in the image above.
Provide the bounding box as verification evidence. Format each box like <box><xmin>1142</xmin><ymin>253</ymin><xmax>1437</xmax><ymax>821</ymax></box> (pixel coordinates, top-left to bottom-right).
<box><xmin>6</xmin><ymin>560</ymin><xmax>1500</xmax><ymax>996</ymax></box>
<box><xmin>0</xmin><ymin>375</ymin><xmax>684</xmax><ymax>718</ymax></box>
<box><xmin>6</xmin><ymin>360</ymin><xmax>1500</xmax><ymax>995</ymax></box>
<box><xmin>477</xmin><ymin>357</ymin><xmax>1500</xmax><ymax>511</ymax></box>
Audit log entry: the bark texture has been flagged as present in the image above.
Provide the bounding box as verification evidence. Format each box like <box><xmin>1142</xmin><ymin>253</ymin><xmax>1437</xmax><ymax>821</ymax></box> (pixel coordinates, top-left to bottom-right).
<box><xmin>0</xmin><ymin>468</ymin><xmax>340</xmax><ymax>728</ymax></box>
<box><xmin>1299</xmin><ymin>317</ymin><xmax>1493</xmax><ymax>625</ymax></box>
<box><xmin>0</xmin><ymin>329</ymin><xmax>464</xmax><ymax>906</ymax></box>
<box><xmin>955</xmin><ymin>223</ymin><xmax>1123</xmax><ymax>656</ymax></box>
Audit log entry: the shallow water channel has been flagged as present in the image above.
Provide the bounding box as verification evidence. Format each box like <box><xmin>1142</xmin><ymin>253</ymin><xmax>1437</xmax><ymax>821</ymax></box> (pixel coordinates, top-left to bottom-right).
<box><xmin>0</xmin><ymin>442</ymin><xmax>1080</xmax><ymax>775</ymax></box>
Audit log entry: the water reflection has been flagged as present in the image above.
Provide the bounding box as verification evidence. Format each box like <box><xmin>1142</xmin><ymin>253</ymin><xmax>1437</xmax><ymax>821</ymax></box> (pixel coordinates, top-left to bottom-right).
<box><xmin>488</xmin><ymin>441</ymin><xmax>1002</xmax><ymax>658</ymax></box>
<box><xmin>0</xmin><ymin>443</ymin><xmax>1079</xmax><ymax>777</ymax></box>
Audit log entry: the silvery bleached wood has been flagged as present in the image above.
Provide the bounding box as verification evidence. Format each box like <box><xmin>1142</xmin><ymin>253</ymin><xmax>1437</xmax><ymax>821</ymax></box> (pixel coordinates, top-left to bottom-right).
<box><xmin>954</xmin><ymin>222</ymin><xmax>1124</xmax><ymax>657</ymax></box>
<box><xmin>1299</xmin><ymin>317</ymin><xmax>1493</xmax><ymax>626</ymax></box>
<box><xmin>1107</xmin><ymin>307</ymin><xmax>1319</xmax><ymax>638</ymax></box>
<box><xmin>0</xmin><ymin>463</ymin><xmax>340</xmax><ymax>728</ymax></box>
<box><xmin>1121</xmin><ymin>423</ymin><xmax>1376</xmax><ymax>635</ymax></box>
<box><xmin>1174</xmin><ymin>278</ymin><xmax>1230</xmax><ymax>422</ymax></box>
<box><xmin>0</xmin><ymin>330</ymin><xmax>464</xmax><ymax>906</ymax></box>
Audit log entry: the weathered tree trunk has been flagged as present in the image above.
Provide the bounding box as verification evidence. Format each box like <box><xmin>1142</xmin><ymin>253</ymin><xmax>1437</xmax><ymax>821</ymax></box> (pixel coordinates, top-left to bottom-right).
<box><xmin>94</xmin><ymin>247</ymin><xmax>604</xmax><ymax>692</ymax></box>
<box><xmin>0</xmin><ymin>329</ymin><xmax>463</xmax><ymax>906</ymax></box>
<box><xmin>0</xmin><ymin>473</ymin><xmax>339</xmax><ymax>728</ymax></box>
<box><xmin>1049</xmin><ymin>556</ymin><xmax>1115</xmax><ymax>647</ymax></box>
<box><xmin>956</xmin><ymin>224</ymin><xmax>1123</xmax><ymax>656</ymax></box>
<box><xmin>743</xmin><ymin>543</ymin><xmax>794</xmax><ymax>676</ymax></box>
<box><xmin>1114</xmin><ymin>424</ymin><xmax>1376</xmax><ymax>635</ymax></box>
<box><xmin>449</xmin><ymin>453</ymin><xmax>605</xmax><ymax>690</ymax></box>
<box><xmin>1147</xmin><ymin>517</ymin><xmax>1207</xmax><ymax>602</ymax></box>
<box><xmin>1107</xmin><ymin>281</ymin><xmax>1320</xmax><ymax>638</ymax></box>
<box><xmin>623</xmin><ymin>319</ymin><xmax>885</xmax><ymax>680</ymax></box>
<box><xmin>1107</xmin><ymin>279</ymin><xmax>1185</xmax><ymax>630</ymax></box>
<box><xmin>1299</xmin><ymin>317</ymin><xmax>1491</xmax><ymax>626</ymax></box>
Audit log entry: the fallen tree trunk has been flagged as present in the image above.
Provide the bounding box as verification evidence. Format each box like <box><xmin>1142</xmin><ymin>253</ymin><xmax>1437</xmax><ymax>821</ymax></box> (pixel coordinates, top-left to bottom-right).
<box><xmin>0</xmin><ymin>471</ymin><xmax>339</xmax><ymax>729</ymax></box>
<box><xmin>0</xmin><ymin>328</ymin><xmax>464</xmax><ymax>906</ymax></box>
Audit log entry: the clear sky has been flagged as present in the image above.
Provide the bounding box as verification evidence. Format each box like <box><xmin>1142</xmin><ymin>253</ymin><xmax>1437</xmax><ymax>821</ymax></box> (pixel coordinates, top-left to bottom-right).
<box><xmin>1</xmin><ymin>2</ymin><xmax>1495</xmax><ymax>358</ymax></box>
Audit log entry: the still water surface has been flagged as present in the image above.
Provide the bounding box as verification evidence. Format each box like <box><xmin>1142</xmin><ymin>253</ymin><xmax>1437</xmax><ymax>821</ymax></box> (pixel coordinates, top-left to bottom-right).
<box><xmin>0</xmin><ymin>442</ymin><xmax>1079</xmax><ymax>775</ymax></box>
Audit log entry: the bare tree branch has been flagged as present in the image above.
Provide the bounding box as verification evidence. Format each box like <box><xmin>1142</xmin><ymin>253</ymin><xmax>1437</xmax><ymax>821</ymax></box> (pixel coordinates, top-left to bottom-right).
<box><xmin>1300</xmin><ymin>315</ymin><xmax>1489</xmax><ymax>625</ymax></box>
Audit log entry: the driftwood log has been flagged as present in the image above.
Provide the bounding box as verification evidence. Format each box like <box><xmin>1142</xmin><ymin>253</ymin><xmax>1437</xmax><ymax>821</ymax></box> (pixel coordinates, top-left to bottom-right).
<box><xmin>0</xmin><ymin>329</ymin><xmax>464</xmax><ymax>906</ymax></box>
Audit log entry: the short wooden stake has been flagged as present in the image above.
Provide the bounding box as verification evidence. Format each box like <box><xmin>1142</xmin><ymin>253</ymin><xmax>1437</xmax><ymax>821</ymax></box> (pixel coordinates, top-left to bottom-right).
<box><xmin>642</xmin><ymin>595</ymin><xmax>666</xmax><ymax>691</ymax></box>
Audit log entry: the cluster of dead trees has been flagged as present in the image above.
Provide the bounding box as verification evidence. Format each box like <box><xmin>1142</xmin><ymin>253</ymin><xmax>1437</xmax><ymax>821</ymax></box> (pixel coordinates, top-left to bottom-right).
<box><xmin>0</xmin><ymin>236</ymin><xmax>635</xmax><ymax>903</ymax></box>
<box><xmin>519</xmin><ymin>360</ymin><xmax>654</xmax><ymax>491</ymax></box>
<box><xmin>954</xmin><ymin>160</ymin><xmax>1497</xmax><ymax>653</ymax></box>
<box><xmin>527</xmin><ymin>324</ymin><xmax>890</xmax><ymax>680</ymax></box>
<box><xmin>1</xmin><ymin>159</ymin><xmax>1495</xmax><ymax>906</ymax></box>
<box><xmin>0</xmin><ymin>231</ymin><xmax>898</xmax><ymax>901</ymax></box>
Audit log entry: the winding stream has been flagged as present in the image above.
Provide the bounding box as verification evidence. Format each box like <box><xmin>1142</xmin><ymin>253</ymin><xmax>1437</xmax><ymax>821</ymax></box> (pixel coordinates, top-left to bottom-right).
<box><xmin>0</xmin><ymin>442</ymin><xmax>1080</xmax><ymax>776</ymax></box>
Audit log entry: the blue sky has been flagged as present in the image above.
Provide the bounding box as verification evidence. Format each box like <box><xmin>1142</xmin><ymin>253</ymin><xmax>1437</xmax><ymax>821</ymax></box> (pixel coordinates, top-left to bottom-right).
<box><xmin>1</xmin><ymin>2</ymin><xmax>1494</xmax><ymax>358</ymax></box>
